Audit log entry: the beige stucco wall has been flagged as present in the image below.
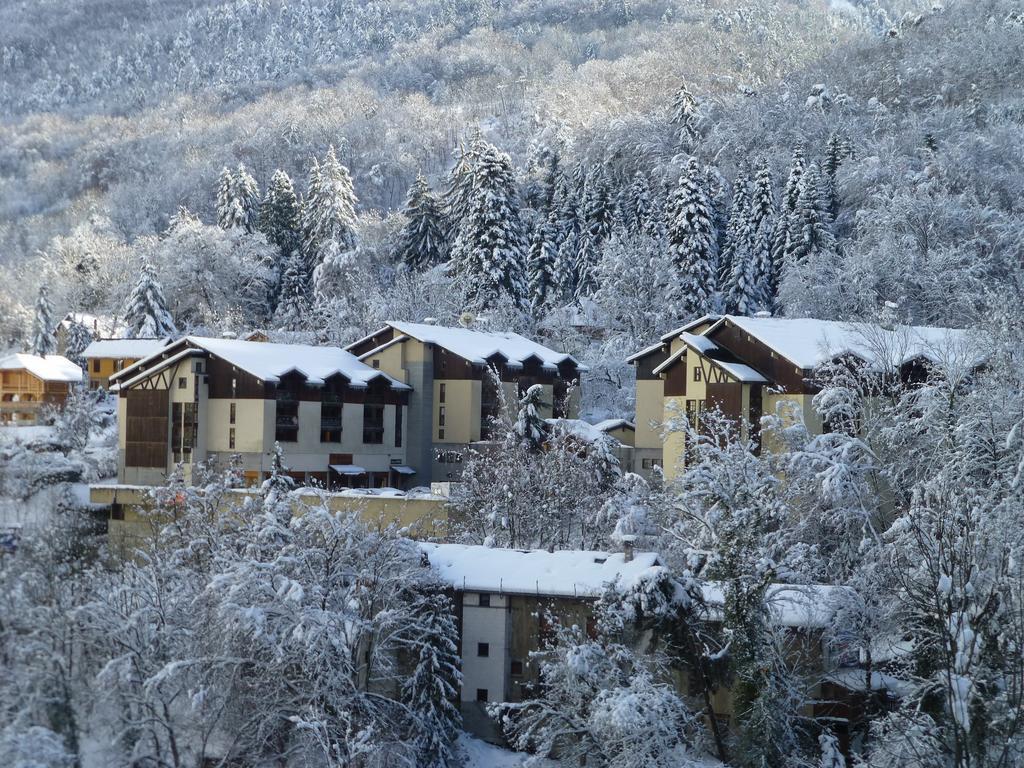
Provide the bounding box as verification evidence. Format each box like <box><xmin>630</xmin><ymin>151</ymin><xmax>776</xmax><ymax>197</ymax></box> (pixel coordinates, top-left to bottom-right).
<box><xmin>635</xmin><ymin>379</ymin><xmax>665</xmax><ymax>450</ymax></box>
<box><xmin>434</xmin><ymin>379</ymin><xmax>481</xmax><ymax>443</ymax></box>
<box><xmin>365</xmin><ymin>341</ymin><xmax>408</xmax><ymax>383</ymax></box>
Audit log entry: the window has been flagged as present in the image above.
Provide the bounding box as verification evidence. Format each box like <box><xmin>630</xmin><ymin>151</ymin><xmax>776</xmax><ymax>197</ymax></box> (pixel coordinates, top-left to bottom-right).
<box><xmin>510</xmin><ymin>660</ymin><xmax>524</xmax><ymax>676</ymax></box>
<box><xmin>438</xmin><ymin>428</ymin><xmax>445</xmax><ymax>440</ymax></box>
<box><xmin>693</xmin><ymin>366</ymin><xmax>702</xmax><ymax>382</ymax></box>
<box><xmin>229</xmin><ymin>403</ymin><xmax>236</xmax><ymax>425</ymax></box>
<box><xmin>229</xmin><ymin>428</ymin><xmax>235</xmax><ymax>450</ymax></box>
<box><xmin>477</xmin><ymin>642</ymin><xmax>490</xmax><ymax>657</ymax></box>
<box><xmin>439</xmin><ymin>383</ymin><xmax>446</xmax><ymax>403</ymax></box>
<box><xmin>479</xmin><ymin>593</ymin><xmax>490</xmax><ymax>607</ymax></box>
<box><xmin>476</xmin><ymin>689</ymin><xmax>488</xmax><ymax>703</ymax></box>
<box><xmin>275</xmin><ymin>385</ymin><xmax>299</xmax><ymax>443</ymax></box>
<box><xmin>372</xmin><ymin>359</ymin><xmax>380</xmax><ymax>369</ymax></box>
<box><xmin>321</xmin><ymin>386</ymin><xmax>343</xmax><ymax>443</ymax></box>
<box><xmin>171</xmin><ymin>402</ymin><xmax>198</xmax><ymax>463</ymax></box>
<box><xmin>92</xmin><ymin>359</ymin><xmax>100</xmax><ymax>373</ymax></box>
<box><xmin>438</xmin><ymin>406</ymin><xmax>446</xmax><ymax>427</ymax></box>
<box><xmin>394</xmin><ymin>405</ymin><xmax>402</xmax><ymax>448</ymax></box>
<box><xmin>362</xmin><ymin>404</ymin><xmax>384</xmax><ymax>444</ymax></box>
<box><xmin>641</xmin><ymin>458</ymin><xmax>661</xmax><ymax>470</ymax></box>
<box><xmin>480</xmin><ymin>373</ymin><xmax>500</xmax><ymax>440</ymax></box>
<box><xmin>178</xmin><ymin>377</ymin><xmax>187</xmax><ymax>389</ymax></box>
<box><xmin>231</xmin><ymin>377</ymin><xmax>237</xmax><ymax>398</ymax></box>
<box><xmin>194</xmin><ymin>361</ymin><xmax>204</xmax><ymax>374</ymax></box>
<box><xmin>109</xmin><ymin>503</ymin><xmax>124</xmax><ymax>521</ymax></box>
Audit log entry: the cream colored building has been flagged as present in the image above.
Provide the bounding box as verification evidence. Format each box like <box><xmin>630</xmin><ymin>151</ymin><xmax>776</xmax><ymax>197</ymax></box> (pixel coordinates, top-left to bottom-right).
<box><xmin>629</xmin><ymin>315</ymin><xmax>977</xmax><ymax>482</ymax></box>
<box><xmin>83</xmin><ymin>338</ymin><xmax>171</xmax><ymax>390</ymax></box>
<box><xmin>108</xmin><ymin>336</ymin><xmax>413</xmax><ymax>489</ymax></box>
<box><xmin>347</xmin><ymin>321</ymin><xmax>586</xmax><ymax>485</ymax></box>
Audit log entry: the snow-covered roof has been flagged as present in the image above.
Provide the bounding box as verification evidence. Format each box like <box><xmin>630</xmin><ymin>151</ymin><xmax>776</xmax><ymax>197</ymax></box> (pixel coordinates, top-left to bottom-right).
<box><xmin>702</xmin><ymin>582</ymin><xmax>848</xmax><ymax>628</ymax></box>
<box><xmin>421</xmin><ymin>543</ymin><xmax>661</xmax><ymax>597</ymax></box>
<box><xmin>625</xmin><ymin>340</ymin><xmax>666</xmax><ymax>364</ymax></box>
<box><xmin>82</xmin><ymin>338</ymin><xmax>172</xmax><ymax>360</ymax></box>
<box><xmin>0</xmin><ymin>354</ymin><xmax>82</xmax><ymax>383</ymax></box>
<box><xmin>676</xmin><ymin>333</ymin><xmax>769</xmax><ymax>383</ymax></box>
<box><xmin>357</xmin><ymin>321</ymin><xmax>588</xmax><ymax>372</ymax></box>
<box><xmin>546</xmin><ymin>418</ymin><xmax>623</xmax><ymax>446</ymax></box>
<box><xmin>112</xmin><ymin>337</ymin><xmax>409</xmax><ymax>390</ymax></box>
<box><xmin>593</xmin><ymin>418</ymin><xmax>635</xmax><ymax>433</ymax></box>
<box><xmin>659</xmin><ymin>314</ymin><xmax>721</xmax><ymax>342</ymax></box>
<box><xmin>710</xmin><ymin>316</ymin><xmax>979</xmax><ymax>371</ymax></box>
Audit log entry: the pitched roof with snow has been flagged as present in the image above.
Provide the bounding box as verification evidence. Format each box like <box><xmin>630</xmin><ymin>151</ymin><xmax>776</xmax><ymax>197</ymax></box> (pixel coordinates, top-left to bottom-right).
<box><xmin>83</xmin><ymin>338</ymin><xmax>172</xmax><ymax>360</ymax></box>
<box><xmin>626</xmin><ymin>315</ymin><xmax>721</xmax><ymax>363</ymax></box>
<box><xmin>112</xmin><ymin>337</ymin><xmax>409</xmax><ymax>390</ymax></box>
<box><xmin>421</xmin><ymin>543</ymin><xmax>661</xmax><ymax>597</ymax></box>
<box><xmin>355</xmin><ymin>321</ymin><xmax>588</xmax><ymax>372</ymax></box>
<box><xmin>702</xmin><ymin>582</ymin><xmax>849</xmax><ymax>629</ymax></box>
<box><xmin>0</xmin><ymin>354</ymin><xmax>82</xmax><ymax>383</ymax></box>
<box><xmin>593</xmin><ymin>418</ymin><xmax>635</xmax><ymax>433</ymax></box>
<box><xmin>711</xmin><ymin>316</ymin><xmax>979</xmax><ymax>371</ymax></box>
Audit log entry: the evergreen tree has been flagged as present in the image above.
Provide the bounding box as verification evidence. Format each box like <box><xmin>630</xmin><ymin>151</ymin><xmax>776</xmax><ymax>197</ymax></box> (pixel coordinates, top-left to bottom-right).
<box><xmin>624</xmin><ymin>172</ymin><xmax>656</xmax><ymax>236</ymax></box>
<box><xmin>748</xmin><ymin>163</ymin><xmax>778</xmax><ymax>311</ymax></box>
<box><xmin>273</xmin><ymin>250</ymin><xmax>310</xmax><ymax>331</ymax></box>
<box><xmin>528</xmin><ymin>212</ymin><xmax>558</xmax><ymax>309</ymax></box>
<box><xmin>514</xmin><ymin>384</ymin><xmax>548</xmax><ymax>451</ymax></box>
<box><xmin>772</xmin><ymin>145</ymin><xmax>805</xmax><ymax>279</ymax></box>
<box><xmin>666</xmin><ymin>158</ymin><xmax>718</xmax><ymax>318</ymax></box>
<box><xmin>301</xmin><ymin>146</ymin><xmax>358</xmax><ymax>275</ymax></box>
<box><xmin>574</xmin><ymin>233</ymin><xmax>598</xmax><ymax>299</ymax></box>
<box><xmin>723</xmin><ymin>170</ymin><xmax>759</xmax><ymax>315</ymax></box>
<box><xmin>720</xmin><ymin>168</ymin><xmax>752</xmax><ymax>296</ymax></box>
<box><xmin>442</xmin><ymin>133</ymin><xmax>486</xmax><ymax>239</ymax></box>
<box><xmin>258</xmin><ymin>169</ymin><xmax>301</xmax><ymax>258</ymax></box>
<box><xmin>823</xmin><ymin>132</ymin><xmax>852</xmax><ymax>218</ymax></box>
<box><xmin>124</xmin><ymin>263</ymin><xmax>177</xmax><ymax>339</ymax></box>
<box><xmin>584</xmin><ymin>168</ymin><xmax>616</xmax><ymax>247</ymax></box>
<box><xmin>63</xmin><ymin>320</ymin><xmax>93</xmax><ymax>367</ymax></box>
<box><xmin>30</xmin><ymin>286</ymin><xmax>57</xmax><ymax>357</ymax></box>
<box><xmin>396</xmin><ymin>174</ymin><xmax>447</xmax><ymax>271</ymax></box>
<box><xmin>401</xmin><ymin>592</ymin><xmax>462</xmax><ymax>768</ymax></box>
<box><xmin>167</xmin><ymin>205</ymin><xmax>200</xmax><ymax>234</ymax></box>
<box><xmin>215</xmin><ymin>167</ymin><xmax>235</xmax><ymax>229</ymax></box>
<box><xmin>449</xmin><ymin>141</ymin><xmax>529</xmax><ymax>311</ymax></box>
<box><xmin>671</xmin><ymin>82</ymin><xmax>701</xmax><ymax>148</ymax></box>
<box><xmin>786</xmin><ymin>163</ymin><xmax>836</xmax><ymax>265</ymax></box>
<box><xmin>233</xmin><ymin>164</ymin><xmax>261</xmax><ymax>233</ymax></box>
<box><xmin>550</xmin><ymin>172</ymin><xmax>584</xmax><ymax>302</ymax></box>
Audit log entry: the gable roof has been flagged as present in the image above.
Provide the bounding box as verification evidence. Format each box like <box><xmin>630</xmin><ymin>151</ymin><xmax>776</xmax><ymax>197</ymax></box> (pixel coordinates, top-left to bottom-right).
<box><xmin>353</xmin><ymin>321</ymin><xmax>588</xmax><ymax>372</ymax></box>
<box><xmin>626</xmin><ymin>315</ymin><xmax>721</xmax><ymax>364</ymax></box>
<box><xmin>594</xmin><ymin>418</ymin><xmax>635</xmax><ymax>433</ymax></box>
<box><xmin>112</xmin><ymin>337</ymin><xmax>409</xmax><ymax>391</ymax></box>
<box><xmin>652</xmin><ymin>331</ymin><xmax>768</xmax><ymax>384</ymax></box>
<box><xmin>83</xmin><ymin>338</ymin><xmax>172</xmax><ymax>360</ymax></box>
<box><xmin>709</xmin><ymin>316</ymin><xmax>978</xmax><ymax>371</ymax></box>
<box><xmin>0</xmin><ymin>354</ymin><xmax>82</xmax><ymax>383</ymax></box>
<box><xmin>421</xmin><ymin>543</ymin><xmax>661</xmax><ymax>597</ymax></box>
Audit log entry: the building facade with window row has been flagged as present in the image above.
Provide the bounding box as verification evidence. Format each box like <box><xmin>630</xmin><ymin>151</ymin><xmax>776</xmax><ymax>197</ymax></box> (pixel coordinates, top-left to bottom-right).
<box><xmin>82</xmin><ymin>338</ymin><xmax>173</xmax><ymax>390</ymax></box>
<box><xmin>109</xmin><ymin>336</ymin><xmax>411</xmax><ymax>488</ymax></box>
<box><xmin>347</xmin><ymin>321</ymin><xmax>587</xmax><ymax>485</ymax></box>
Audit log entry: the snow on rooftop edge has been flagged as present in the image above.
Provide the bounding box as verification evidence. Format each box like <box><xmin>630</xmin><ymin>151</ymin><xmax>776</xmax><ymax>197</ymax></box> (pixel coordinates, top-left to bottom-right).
<box><xmin>82</xmin><ymin>338</ymin><xmax>171</xmax><ymax>358</ymax></box>
<box><xmin>0</xmin><ymin>353</ymin><xmax>83</xmax><ymax>382</ymax></box>
<box><xmin>421</xmin><ymin>543</ymin><xmax>661</xmax><ymax>597</ymax></box>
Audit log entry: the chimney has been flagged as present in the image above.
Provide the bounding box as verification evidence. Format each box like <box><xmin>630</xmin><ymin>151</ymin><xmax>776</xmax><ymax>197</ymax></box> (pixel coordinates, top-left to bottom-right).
<box><xmin>620</xmin><ymin>534</ymin><xmax>636</xmax><ymax>562</ymax></box>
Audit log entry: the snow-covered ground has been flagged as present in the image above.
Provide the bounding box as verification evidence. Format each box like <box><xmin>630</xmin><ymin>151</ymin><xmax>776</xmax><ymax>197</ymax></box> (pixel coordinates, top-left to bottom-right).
<box><xmin>457</xmin><ymin>733</ymin><xmax>554</xmax><ymax>767</ymax></box>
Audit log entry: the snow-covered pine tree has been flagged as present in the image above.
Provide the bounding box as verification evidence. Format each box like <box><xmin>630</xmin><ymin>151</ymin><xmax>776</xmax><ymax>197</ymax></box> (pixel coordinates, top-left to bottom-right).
<box><xmin>550</xmin><ymin>171</ymin><xmax>584</xmax><ymax>302</ymax></box>
<box><xmin>748</xmin><ymin>162</ymin><xmax>778</xmax><ymax>312</ymax></box>
<box><xmin>396</xmin><ymin>173</ymin><xmax>447</xmax><ymax>271</ymax></box>
<box><xmin>63</xmin><ymin>320</ymin><xmax>93</xmax><ymax>367</ymax></box>
<box><xmin>666</xmin><ymin>157</ymin><xmax>718</xmax><ymax>318</ymax></box>
<box><xmin>167</xmin><ymin>205</ymin><xmax>200</xmax><ymax>234</ymax></box>
<box><xmin>258</xmin><ymin>169</ymin><xmax>301</xmax><ymax>259</ymax></box>
<box><xmin>671</xmin><ymin>81</ymin><xmax>701</xmax><ymax>149</ymax></box>
<box><xmin>273</xmin><ymin>250</ymin><xmax>310</xmax><ymax>331</ymax></box>
<box><xmin>449</xmin><ymin>141</ymin><xmax>529</xmax><ymax>311</ymax></box>
<box><xmin>514</xmin><ymin>384</ymin><xmax>548</xmax><ymax>451</ymax></box>
<box><xmin>215</xmin><ymin>166</ymin><xmax>235</xmax><ymax>229</ymax></box>
<box><xmin>823</xmin><ymin>132</ymin><xmax>852</xmax><ymax>218</ymax></box>
<box><xmin>301</xmin><ymin>146</ymin><xmax>358</xmax><ymax>275</ymax></box>
<box><xmin>401</xmin><ymin>592</ymin><xmax>462</xmax><ymax>768</ymax></box>
<box><xmin>30</xmin><ymin>286</ymin><xmax>57</xmax><ymax>357</ymax></box>
<box><xmin>725</xmin><ymin>216</ymin><xmax>759</xmax><ymax>316</ymax></box>
<box><xmin>528</xmin><ymin>212</ymin><xmax>558</xmax><ymax>310</ymax></box>
<box><xmin>778</xmin><ymin>164</ymin><xmax>839</xmax><ymax>316</ymax></box>
<box><xmin>442</xmin><ymin>132</ymin><xmax>485</xmax><ymax>240</ymax></box>
<box><xmin>584</xmin><ymin>168</ymin><xmax>616</xmax><ymax>247</ymax></box>
<box><xmin>233</xmin><ymin>164</ymin><xmax>261</xmax><ymax>233</ymax></box>
<box><xmin>772</xmin><ymin>145</ymin><xmax>806</xmax><ymax>282</ymax></box>
<box><xmin>785</xmin><ymin>163</ymin><xmax>836</xmax><ymax>265</ymax></box>
<box><xmin>124</xmin><ymin>263</ymin><xmax>177</xmax><ymax>339</ymax></box>
<box><xmin>721</xmin><ymin>168</ymin><xmax>752</xmax><ymax>308</ymax></box>
<box><xmin>624</xmin><ymin>172</ymin><xmax>656</xmax><ymax>236</ymax></box>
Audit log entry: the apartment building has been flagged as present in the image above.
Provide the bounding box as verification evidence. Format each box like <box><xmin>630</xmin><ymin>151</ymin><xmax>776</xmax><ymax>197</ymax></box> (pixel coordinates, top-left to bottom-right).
<box><xmin>420</xmin><ymin>543</ymin><xmax>662</xmax><ymax>741</ymax></box>
<box><xmin>347</xmin><ymin>321</ymin><xmax>587</xmax><ymax>484</ymax></box>
<box><xmin>82</xmin><ymin>338</ymin><xmax>172</xmax><ymax>389</ymax></box>
<box><xmin>629</xmin><ymin>315</ymin><xmax>978</xmax><ymax>481</ymax></box>
<box><xmin>0</xmin><ymin>353</ymin><xmax>82</xmax><ymax>425</ymax></box>
<box><xmin>108</xmin><ymin>336</ymin><xmax>412</xmax><ymax>488</ymax></box>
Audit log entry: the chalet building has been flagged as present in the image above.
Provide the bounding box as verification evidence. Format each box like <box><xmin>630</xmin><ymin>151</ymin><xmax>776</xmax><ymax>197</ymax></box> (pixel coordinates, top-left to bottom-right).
<box><xmin>629</xmin><ymin>315</ymin><xmax>978</xmax><ymax>482</ymax></box>
<box><xmin>108</xmin><ymin>336</ymin><xmax>412</xmax><ymax>488</ymax></box>
<box><xmin>83</xmin><ymin>338</ymin><xmax>172</xmax><ymax>390</ymax></box>
<box><xmin>0</xmin><ymin>353</ymin><xmax>83</xmax><ymax>425</ymax></box>
<box><xmin>625</xmin><ymin>315</ymin><xmax>720</xmax><ymax>478</ymax></box>
<box><xmin>347</xmin><ymin>321</ymin><xmax>587</xmax><ymax>484</ymax></box>
<box><xmin>420</xmin><ymin>543</ymin><xmax>662</xmax><ymax>741</ymax></box>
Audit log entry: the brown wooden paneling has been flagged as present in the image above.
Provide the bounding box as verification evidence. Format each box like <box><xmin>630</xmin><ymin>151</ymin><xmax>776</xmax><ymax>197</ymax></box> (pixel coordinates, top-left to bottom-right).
<box><xmin>125</xmin><ymin>389</ymin><xmax>168</xmax><ymax>468</ymax></box>
<box><xmin>347</xmin><ymin>327</ymin><xmax>396</xmax><ymax>357</ymax></box>
<box><xmin>663</xmin><ymin>356</ymin><xmax>688</xmax><ymax>397</ymax></box>
<box><xmin>708</xmin><ymin>320</ymin><xmax>812</xmax><ymax>392</ymax></box>
<box><xmin>632</xmin><ymin>347</ymin><xmax>668</xmax><ymax>380</ymax></box>
<box><xmin>706</xmin><ymin>382</ymin><xmax>742</xmax><ymax>422</ymax></box>
<box><xmin>206</xmin><ymin>353</ymin><xmax>270</xmax><ymax>399</ymax></box>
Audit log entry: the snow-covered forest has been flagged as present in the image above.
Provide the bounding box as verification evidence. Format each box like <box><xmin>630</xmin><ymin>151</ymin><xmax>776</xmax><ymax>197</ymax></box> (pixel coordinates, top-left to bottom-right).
<box><xmin>3</xmin><ymin>0</ymin><xmax>1024</xmax><ymax>766</ymax></box>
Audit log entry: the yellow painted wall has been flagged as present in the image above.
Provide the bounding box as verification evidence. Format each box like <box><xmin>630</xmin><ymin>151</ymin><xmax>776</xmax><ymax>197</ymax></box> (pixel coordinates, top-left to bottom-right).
<box><xmin>434</xmin><ymin>379</ymin><xmax>481</xmax><ymax>443</ymax></box>
<box><xmin>87</xmin><ymin>357</ymin><xmax>141</xmax><ymax>389</ymax></box>
<box><xmin>207</xmin><ymin>399</ymin><xmax>266</xmax><ymax>453</ymax></box>
<box><xmin>635</xmin><ymin>379</ymin><xmax>665</xmax><ymax>450</ymax></box>
<box><xmin>366</xmin><ymin>341</ymin><xmax>408</xmax><ymax>384</ymax></box>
